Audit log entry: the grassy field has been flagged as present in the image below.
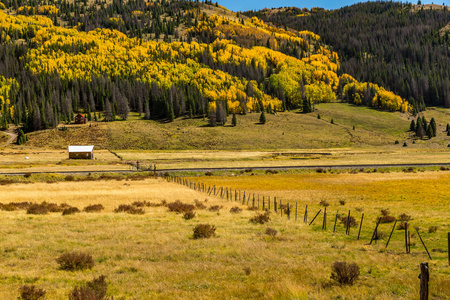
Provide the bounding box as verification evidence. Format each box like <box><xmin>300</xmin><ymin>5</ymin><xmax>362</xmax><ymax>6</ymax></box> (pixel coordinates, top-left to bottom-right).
<box><xmin>0</xmin><ymin>172</ymin><xmax>448</xmax><ymax>299</ymax></box>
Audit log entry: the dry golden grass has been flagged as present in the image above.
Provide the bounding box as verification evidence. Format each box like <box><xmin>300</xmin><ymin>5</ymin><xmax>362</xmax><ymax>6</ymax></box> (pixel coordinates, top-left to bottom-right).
<box><xmin>0</xmin><ymin>173</ymin><xmax>448</xmax><ymax>299</ymax></box>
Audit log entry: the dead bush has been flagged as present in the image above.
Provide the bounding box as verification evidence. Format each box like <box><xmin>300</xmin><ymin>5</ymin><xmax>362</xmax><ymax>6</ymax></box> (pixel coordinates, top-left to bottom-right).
<box><xmin>18</xmin><ymin>285</ymin><xmax>46</xmax><ymax>300</ymax></box>
<box><xmin>229</xmin><ymin>206</ymin><xmax>242</xmax><ymax>214</ymax></box>
<box><xmin>69</xmin><ymin>275</ymin><xmax>110</xmax><ymax>300</ymax></box>
<box><xmin>374</xmin><ymin>231</ymin><xmax>387</xmax><ymax>240</ymax></box>
<box><xmin>167</xmin><ymin>200</ymin><xmax>195</xmax><ymax>213</ymax></box>
<box><xmin>339</xmin><ymin>215</ymin><xmax>358</xmax><ymax>228</ymax></box>
<box><xmin>27</xmin><ymin>204</ymin><xmax>49</xmax><ymax>215</ymax></box>
<box><xmin>380</xmin><ymin>215</ymin><xmax>396</xmax><ymax>223</ymax></box>
<box><xmin>65</xmin><ymin>175</ymin><xmax>75</xmax><ymax>181</ymax></box>
<box><xmin>339</xmin><ymin>200</ymin><xmax>346</xmax><ymax>206</ymax></box>
<box><xmin>56</xmin><ymin>252</ymin><xmax>94</xmax><ymax>271</ymax></box>
<box><xmin>62</xmin><ymin>207</ymin><xmax>80</xmax><ymax>216</ymax></box>
<box><xmin>380</xmin><ymin>209</ymin><xmax>390</xmax><ymax>216</ymax></box>
<box><xmin>183</xmin><ymin>211</ymin><xmax>196</xmax><ymax>220</ymax></box>
<box><xmin>208</xmin><ymin>205</ymin><xmax>223</xmax><ymax>212</ymax></box>
<box><xmin>193</xmin><ymin>224</ymin><xmax>216</xmax><ymax>239</ymax></box>
<box><xmin>205</xmin><ymin>171</ymin><xmax>213</xmax><ymax>176</ymax></box>
<box><xmin>114</xmin><ymin>205</ymin><xmax>144</xmax><ymax>215</ymax></box>
<box><xmin>265</xmin><ymin>169</ymin><xmax>278</xmax><ymax>174</ymax></box>
<box><xmin>194</xmin><ymin>200</ymin><xmax>206</xmax><ymax>210</ymax></box>
<box><xmin>265</xmin><ymin>227</ymin><xmax>277</xmax><ymax>237</ymax></box>
<box><xmin>398</xmin><ymin>213</ymin><xmax>411</xmax><ymax>222</ymax></box>
<box><xmin>397</xmin><ymin>221</ymin><xmax>408</xmax><ymax>230</ymax></box>
<box><xmin>330</xmin><ymin>261</ymin><xmax>360</xmax><ymax>285</ymax></box>
<box><xmin>84</xmin><ymin>204</ymin><xmax>104</xmax><ymax>212</ymax></box>
<box><xmin>247</xmin><ymin>206</ymin><xmax>258</xmax><ymax>211</ymax></box>
<box><xmin>319</xmin><ymin>200</ymin><xmax>329</xmax><ymax>207</ymax></box>
<box><xmin>428</xmin><ymin>226</ymin><xmax>438</xmax><ymax>233</ymax></box>
<box><xmin>250</xmin><ymin>212</ymin><xmax>270</xmax><ymax>224</ymax></box>
<box><xmin>23</xmin><ymin>172</ymin><xmax>32</xmax><ymax>178</ymax></box>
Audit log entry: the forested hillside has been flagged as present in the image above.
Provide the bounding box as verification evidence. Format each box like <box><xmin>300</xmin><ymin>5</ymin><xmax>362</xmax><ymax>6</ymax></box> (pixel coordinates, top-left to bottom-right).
<box><xmin>244</xmin><ymin>1</ymin><xmax>450</xmax><ymax>112</ymax></box>
<box><xmin>0</xmin><ymin>0</ymin><xmax>410</xmax><ymax>136</ymax></box>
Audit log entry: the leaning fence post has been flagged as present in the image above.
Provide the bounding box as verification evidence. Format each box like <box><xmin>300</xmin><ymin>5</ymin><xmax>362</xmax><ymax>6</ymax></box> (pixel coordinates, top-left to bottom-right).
<box><xmin>308</xmin><ymin>209</ymin><xmax>322</xmax><ymax>226</ymax></box>
<box><xmin>357</xmin><ymin>213</ymin><xmax>364</xmax><ymax>240</ymax></box>
<box><xmin>416</xmin><ymin>228</ymin><xmax>432</xmax><ymax>260</ymax></box>
<box><xmin>419</xmin><ymin>262</ymin><xmax>429</xmax><ymax>300</ymax></box>
<box><xmin>369</xmin><ymin>217</ymin><xmax>382</xmax><ymax>245</ymax></box>
<box><xmin>386</xmin><ymin>220</ymin><xmax>397</xmax><ymax>248</ymax></box>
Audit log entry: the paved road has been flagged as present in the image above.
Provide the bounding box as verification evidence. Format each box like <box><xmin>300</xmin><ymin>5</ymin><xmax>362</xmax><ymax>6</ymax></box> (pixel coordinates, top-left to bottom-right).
<box><xmin>1</xmin><ymin>163</ymin><xmax>450</xmax><ymax>176</ymax></box>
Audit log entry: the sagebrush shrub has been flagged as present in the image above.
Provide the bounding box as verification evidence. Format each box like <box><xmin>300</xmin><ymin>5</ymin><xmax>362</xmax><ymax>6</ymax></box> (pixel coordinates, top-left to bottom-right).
<box><xmin>330</xmin><ymin>261</ymin><xmax>360</xmax><ymax>285</ymax></box>
<box><xmin>84</xmin><ymin>204</ymin><xmax>104</xmax><ymax>212</ymax></box>
<box><xmin>250</xmin><ymin>212</ymin><xmax>270</xmax><ymax>224</ymax></box>
<box><xmin>62</xmin><ymin>207</ymin><xmax>80</xmax><ymax>216</ymax></box>
<box><xmin>183</xmin><ymin>211</ymin><xmax>195</xmax><ymax>220</ymax></box>
<box><xmin>167</xmin><ymin>201</ymin><xmax>195</xmax><ymax>213</ymax></box>
<box><xmin>208</xmin><ymin>205</ymin><xmax>222</xmax><ymax>212</ymax></box>
<box><xmin>27</xmin><ymin>204</ymin><xmax>49</xmax><ymax>215</ymax></box>
<box><xmin>339</xmin><ymin>215</ymin><xmax>358</xmax><ymax>228</ymax></box>
<box><xmin>194</xmin><ymin>200</ymin><xmax>206</xmax><ymax>210</ymax></box>
<box><xmin>319</xmin><ymin>200</ymin><xmax>329</xmax><ymax>207</ymax></box>
<box><xmin>339</xmin><ymin>200</ymin><xmax>346</xmax><ymax>206</ymax></box>
<box><xmin>114</xmin><ymin>204</ymin><xmax>144</xmax><ymax>214</ymax></box>
<box><xmin>229</xmin><ymin>206</ymin><xmax>242</xmax><ymax>214</ymax></box>
<box><xmin>428</xmin><ymin>226</ymin><xmax>438</xmax><ymax>233</ymax></box>
<box><xmin>69</xmin><ymin>275</ymin><xmax>110</xmax><ymax>300</ymax></box>
<box><xmin>193</xmin><ymin>224</ymin><xmax>216</xmax><ymax>239</ymax></box>
<box><xmin>265</xmin><ymin>227</ymin><xmax>277</xmax><ymax>237</ymax></box>
<box><xmin>18</xmin><ymin>285</ymin><xmax>46</xmax><ymax>300</ymax></box>
<box><xmin>398</xmin><ymin>213</ymin><xmax>411</xmax><ymax>221</ymax></box>
<box><xmin>56</xmin><ymin>252</ymin><xmax>95</xmax><ymax>271</ymax></box>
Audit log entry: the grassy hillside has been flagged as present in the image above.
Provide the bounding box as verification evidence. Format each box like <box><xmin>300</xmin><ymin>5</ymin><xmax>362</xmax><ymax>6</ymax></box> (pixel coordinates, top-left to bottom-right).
<box><xmin>20</xmin><ymin>103</ymin><xmax>450</xmax><ymax>151</ymax></box>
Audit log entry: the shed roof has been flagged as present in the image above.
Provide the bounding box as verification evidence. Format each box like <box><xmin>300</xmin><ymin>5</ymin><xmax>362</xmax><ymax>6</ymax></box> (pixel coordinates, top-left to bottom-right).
<box><xmin>68</xmin><ymin>145</ymin><xmax>94</xmax><ymax>153</ymax></box>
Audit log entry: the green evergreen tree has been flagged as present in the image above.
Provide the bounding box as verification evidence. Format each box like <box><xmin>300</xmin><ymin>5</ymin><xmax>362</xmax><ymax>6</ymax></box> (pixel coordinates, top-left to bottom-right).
<box><xmin>409</xmin><ymin>119</ymin><xmax>416</xmax><ymax>131</ymax></box>
<box><xmin>302</xmin><ymin>98</ymin><xmax>312</xmax><ymax>113</ymax></box>
<box><xmin>429</xmin><ymin>117</ymin><xmax>437</xmax><ymax>137</ymax></box>
<box><xmin>426</xmin><ymin>124</ymin><xmax>433</xmax><ymax>139</ymax></box>
<box><xmin>259</xmin><ymin>110</ymin><xmax>266</xmax><ymax>124</ymax></box>
<box><xmin>232</xmin><ymin>113</ymin><xmax>237</xmax><ymax>127</ymax></box>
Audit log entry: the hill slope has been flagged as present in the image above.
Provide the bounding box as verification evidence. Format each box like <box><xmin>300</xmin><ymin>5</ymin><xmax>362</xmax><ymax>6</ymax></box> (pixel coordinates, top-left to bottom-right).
<box><xmin>244</xmin><ymin>1</ymin><xmax>450</xmax><ymax>110</ymax></box>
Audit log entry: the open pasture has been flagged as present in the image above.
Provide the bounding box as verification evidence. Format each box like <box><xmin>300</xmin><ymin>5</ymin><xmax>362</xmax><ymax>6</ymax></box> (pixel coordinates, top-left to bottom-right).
<box><xmin>0</xmin><ymin>172</ymin><xmax>448</xmax><ymax>299</ymax></box>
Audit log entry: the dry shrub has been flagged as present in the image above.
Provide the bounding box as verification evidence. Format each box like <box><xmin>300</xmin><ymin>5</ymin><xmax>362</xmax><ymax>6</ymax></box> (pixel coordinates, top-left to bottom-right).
<box><xmin>18</xmin><ymin>285</ymin><xmax>46</xmax><ymax>300</ymax></box>
<box><xmin>316</xmin><ymin>168</ymin><xmax>325</xmax><ymax>173</ymax></box>
<box><xmin>23</xmin><ymin>172</ymin><xmax>32</xmax><ymax>178</ymax></box>
<box><xmin>208</xmin><ymin>205</ymin><xmax>223</xmax><ymax>212</ymax></box>
<box><xmin>114</xmin><ymin>205</ymin><xmax>144</xmax><ymax>215</ymax></box>
<box><xmin>194</xmin><ymin>200</ymin><xmax>206</xmax><ymax>209</ymax></box>
<box><xmin>339</xmin><ymin>200</ymin><xmax>346</xmax><ymax>206</ymax></box>
<box><xmin>330</xmin><ymin>261</ymin><xmax>360</xmax><ymax>285</ymax></box>
<box><xmin>243</xmin><ymin>267</ymin><xmax>251</xmax><ymax>275</ymax></box>
<box><xmin>84</xmin><ymin>204</ymin><xmax>104</xmax><ymax>212</ymax></box>
<box><xmin>56</xmin><ymin>252</ymin><xmax>94</xmax><ymax>271</ymax></box>
<box><xmin>244</xmin><ymin>168</ymin><xmax>253</xmax><ymax>173</ymax></box>
<box><xmin>0</xmin><ymin>202</ymin><xmax>32</xmax><ymax>211</ymax></box>
<box><xmin>65</xmin><ymin>175</ymin><xmax>75</xmax><ymax>181</ymax></box>
<box><xmin>428</xmin><ymin>226</ymin><xmax>438</xmax><ymax>233</ymax></box>
<box><xmin>339</xmin><ymin>215</ymin><xmax>358</xmax><ymax>228</ymax></box>
<box><xmin>62</xmin><ymin>207</ymin><xmax>80</xmax><ymax>216</ymax></box>
<box><xmin>193</xmin><ymin>224</ymin><xmax>216</xmax><ymax>239</ymax></box>
<box><xmin>265</xmin><ymin>169</ymin><xmax>278</xmax><ymax>174</ymax></box>
<box><xmin>183</xmin><ymin>211</ymin><xmax>196</xmax><ymax>220</ymax></box>
<box><xmin>319</xmin><ymin>200</ymin><xmax>329</xmax><ymax>207</ymax></box>
<box><xmin>229</xmin><ymin>206</ymin><xmax>242</xmax><ymax>214</ymax></box>
<box><xmin>397</xmin><ymin>221</ymin><xmax>408</xmax><ymax>230</ymax></box>
<box><xmin>167</xmin><ymin>200</ymin><xmax>195</xmax><ymax>213</ymax></box>
<box><xmin>250</xmin><ymin>212</ymin><xmax>270</xmax><ymax>224</ymax></box>
<box><xmin>69</xmin><ymin>275</ymin><xmax>111</xmax><ymax>300</ymax></box>
<box><xmin>380</xmin><ymin>209</ymin><xmax>390</xmax><ymax>216</ymax></box>
<box><xmin>247</xmin><ymin>206</ymin><xmax>258</xmax><ymax>211</ymax></box>
<box><xmin>27</xmin><ymin>204</ymin><xmax>49</xmax><ymax>215</ymax></box>
<box><xmin>398</xmin><ymin>213</ymin><xmax>411</xmax><ymax>221</ymax></box>
<box><xmin>205</xmin><ymin>171</ymin><xmax>213</xmax><ymax>176</ymax></box>
<box><xmin>380</xmin><ymin>215</ymin><xmax>396</xmax><ymax>223</ymax></box>
<box><xmin>265</xmin><ymin>227</ymin><xmax>277</xmax><ymax>237</ymax></box>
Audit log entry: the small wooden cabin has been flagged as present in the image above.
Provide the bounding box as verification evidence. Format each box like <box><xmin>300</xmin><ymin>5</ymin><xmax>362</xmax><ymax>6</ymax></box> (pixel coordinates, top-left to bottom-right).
<box><xmin>68</xmin><ymin>145</ymin><xmax>94</xmax><ymax>159</ymax></box>
<box><xmin>75</xmin><ymin>113</ymin><xmax>87</xmax><ymax>124</ymax></box>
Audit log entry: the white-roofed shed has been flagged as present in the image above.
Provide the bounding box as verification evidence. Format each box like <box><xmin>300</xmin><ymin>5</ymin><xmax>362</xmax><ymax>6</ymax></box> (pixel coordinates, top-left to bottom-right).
<box><xmin>68</xmin><ymin>145</ymin><xmax>94</xmax><ymax>159</ymax></box>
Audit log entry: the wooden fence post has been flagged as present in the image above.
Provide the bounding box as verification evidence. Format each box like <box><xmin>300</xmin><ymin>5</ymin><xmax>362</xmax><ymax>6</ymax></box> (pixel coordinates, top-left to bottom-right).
<box><xmin>369</xmin><ymin>217</ymin><xmax>382</xmax><ymax>245</ymax></box>
<box><xmin>287</xmin><ymin>204</ymin><xmax>290</xmax><ymax>220</ymax></box>
<box><xmin>333</xmin><ymin>210</ymin><xmax>339</xmax><ymax>233</ymax></box>
<box><xmin>268</xmin><ymin>196</ymin><xmax>270</xmax><ymax>211</ymax></box>
<box><xmin>357</xmin><ymin>213</ymin><xmax>364</xmax><ymax>240</ymax></box>
<box><xmin>263</xmin><ymin>196</ymin><xmax>265</xmax><ymax>210</ymax></box>
<box><xmin>345</xmin><ymin>210</ymin><xmax>351</xmax><ymax>235</ymax></box>
<box><xmin>416</xmin><ymin>228</ymin><xmax>432</xmax><ymax>260</ymax></box>
<box><xmin>274</xmin><ymin>197</ymin><xmax>277</xmax><ymax>212</ymax></box>
<box><xmin>419</xmin><ymin>262</ymin><xmax>429</xmax><ymax>300</ymax></box>
<box><xmin>304</xmin><ymin>205</ymin><xmax>308</xmax><ymax>224</ymax></box>
<box><xmin>386</xmin><ymin>220</ymin><xmax>397</xmax><ymax>248</ymax></box>
<box><xmin>405</xmin><ymin>221</ymin><xmax>409</xmax><ymax>253</ymax></box>
<box><xmin>295</xmin><ymin>202</ymin><xmax>298</xmax><ymax>222</ymax></box>
<box><xmin>448</xmin><ymin>232</ymin><xmax>450</xmax><ymax>266</ymax></box>
<box><xmin>322</xmin><ymin>207</ymin><xmax>327</xmax><ymax>230</ymax></box>
<box><xmin>280</xmin><ymin>200</ymin><xmax>283</xmax><ymax>217</ymax></box>
<box><xmin>308</xmin><ymin>209</ymin><xmax>322</xmax><ymax>226</ymax></box>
